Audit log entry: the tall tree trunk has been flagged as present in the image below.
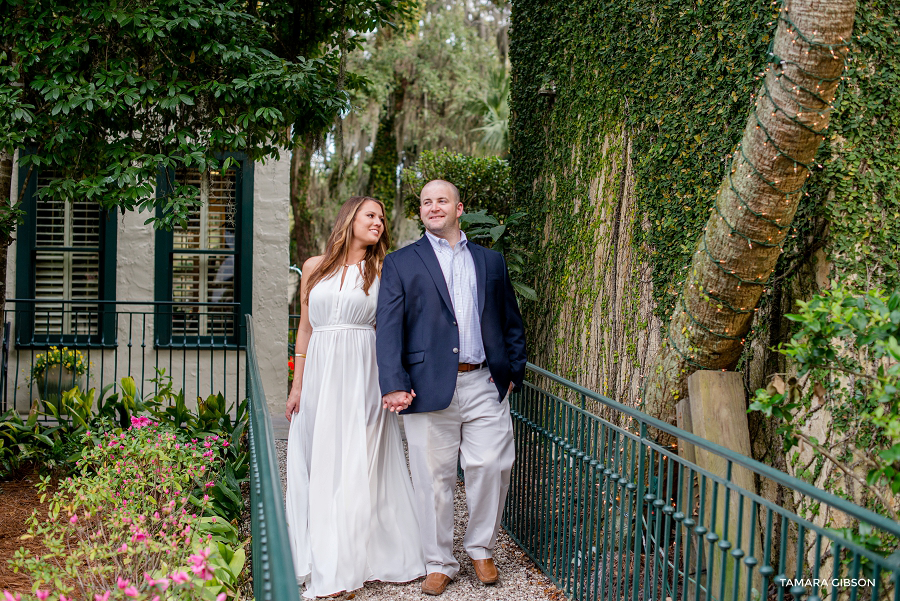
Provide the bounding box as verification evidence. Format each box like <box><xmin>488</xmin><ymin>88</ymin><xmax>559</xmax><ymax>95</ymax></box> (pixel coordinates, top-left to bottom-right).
<box><xmin>643</xmin><ymin>0</ymin><xmax>857</xmax><ymax>428</ymax></box>
<box><xmin>0</xmin><ymin>149</ymin><xmax>12</xmax><ymax>317</ymax></box>
<box><xmin>1</xmin><ymin>10</ymin><xmax>21</xmax><ymax>321</ymax></box>
<box><xmin>366</xmin><ymin>110</ymin><xmax>398</xmax><ymax>216</ymax></box>
<box><xmin>290</xmin><ymin>131</ymin><xmax>318</xmax><ymax>268</ymax></box>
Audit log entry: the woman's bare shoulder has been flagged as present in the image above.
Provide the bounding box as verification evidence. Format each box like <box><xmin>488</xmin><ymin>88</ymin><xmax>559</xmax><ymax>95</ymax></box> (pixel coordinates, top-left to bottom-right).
<box><xmin>302</xmin><ymin>256</ymin><xmax>324</xmax><ymax>273</ymax></box>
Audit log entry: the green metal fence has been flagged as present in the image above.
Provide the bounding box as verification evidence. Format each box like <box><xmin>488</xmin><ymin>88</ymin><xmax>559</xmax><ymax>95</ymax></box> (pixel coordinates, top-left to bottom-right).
<box><xmin>2</xmin><ymin>299</ymin><xmax>245</xmax><ymax>415</ymax></box>
<box><xmin>504</xmin><ymin>363</ymin><xmax>900</xmax><ymax>601</ymax></box>
<box><xmin>246</xmin><ymin>316</ymin><xmax>300</xmax><ymax>601</ymax></box>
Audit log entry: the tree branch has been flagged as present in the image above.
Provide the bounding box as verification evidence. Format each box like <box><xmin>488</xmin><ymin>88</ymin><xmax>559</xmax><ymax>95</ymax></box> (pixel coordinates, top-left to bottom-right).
<box><xmin>794</xmin><ymin>430</ymin><xmax>898</xmax><ymax>522</ymax></box>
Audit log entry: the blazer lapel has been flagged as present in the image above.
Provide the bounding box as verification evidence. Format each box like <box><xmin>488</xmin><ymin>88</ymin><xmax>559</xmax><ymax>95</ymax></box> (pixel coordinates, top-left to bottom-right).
<box><xmin>470</xmin><ymin>243</ymin><xmax>487</xmax><ymax>317</ymax></box>
<box><xmin>413</xmin><ymin>237</ymin><xmax>455</xmax><ymax>315</ymax></box>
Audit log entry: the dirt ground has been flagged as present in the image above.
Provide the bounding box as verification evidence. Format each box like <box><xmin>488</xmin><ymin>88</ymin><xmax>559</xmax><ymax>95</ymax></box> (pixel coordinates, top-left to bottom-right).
<box><xmin>0</xmin><ymin>469</ymin><xmax>57</xmax><ymax>592</ymax></box>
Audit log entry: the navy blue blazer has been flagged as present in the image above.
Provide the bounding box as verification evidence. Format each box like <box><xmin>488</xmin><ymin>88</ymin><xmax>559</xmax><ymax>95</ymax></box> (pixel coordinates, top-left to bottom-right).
<box><xmin>376</xmin><ymin>236</ymin><xmax>527</xmax><ymax>414</ymax></box>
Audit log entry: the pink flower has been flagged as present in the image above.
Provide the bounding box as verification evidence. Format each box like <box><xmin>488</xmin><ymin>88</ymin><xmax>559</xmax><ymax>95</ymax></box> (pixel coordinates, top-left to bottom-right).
<box><xmin>216</xmin><ymin>594</ymin><xmax>227</xmax><ymax>601</ymax></box>
<box><xmin>3</xmin><ymin>591</ymin><xmax>21</xmax><ymax>601</ymax></box>
<box><xmin>36</xmin><ymin>591</ymin><xmax>50</xmax><ymax>601</ymax></box>
<box><xmin>189</xmin><ymin>548</ymin><xmax>214</xmax><ymax>580</ymax></box>
<box><xmin>69</xmin><ymin>514</ymin><xmax>78</xmax><ymax>524</ymax></box>
<box><xmin>144</xmin><ymin>576</ymin><xmax>169</xmax><ymax>592</ymax></box>
<box><xmin>191</xmin><ymin>563</ymin><xmax>214</xmax><ymax>581</ymax></box>
<box><xmin>189</xmin><ymin>548</ymin><xmax>211</xmax><ymax>566</ymax></box>
<box><xmin>191</xmin><ymin>565</ymin><xmax>213</xmax><ymax>580</ymax></box>
<box><xmin>117</xmin><ymin>577</ymin><xmax>130</xmax><ymax>590</ymax></box>
<box><xmin>93</xmin><ymin>592</ymin><xmax>110</xmax><ymax>601</ymax></box>
<box><xmin>202</xmin><ymin>495</ymin><xmax>209</xmax><ymax>502</ymax></box>
<box><xmin>123</xmin><ymin>587</ymin><xmax>139</xmax><ymax>598</ymax></box>
<box><xmin>170</xmin><ymin>570</ymin><xmax>190</xmax><ymax>584</ymax></box>
<box><xmin>60</xmin><ymin>596</ymin><xmax>70</xmax><ymax>601</ymax></box>
<box><xmin>117</xmin><ymin>543</ymin><xmax>128</xmax><ymax>553</ymax></box>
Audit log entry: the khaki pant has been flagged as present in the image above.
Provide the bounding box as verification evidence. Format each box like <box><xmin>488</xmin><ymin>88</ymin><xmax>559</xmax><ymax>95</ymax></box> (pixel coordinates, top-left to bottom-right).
<box><xmin>403</xmin><ymin>367</ymin><xmax>515</xmax><ymax>578</ymax></box>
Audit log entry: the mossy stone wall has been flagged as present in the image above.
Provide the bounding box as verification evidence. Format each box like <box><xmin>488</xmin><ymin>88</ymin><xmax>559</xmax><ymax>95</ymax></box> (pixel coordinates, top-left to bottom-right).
<box><xmin>510</xmin><ymin>0</ymin><xmax>899</xmax><ymax>414</ymax></box>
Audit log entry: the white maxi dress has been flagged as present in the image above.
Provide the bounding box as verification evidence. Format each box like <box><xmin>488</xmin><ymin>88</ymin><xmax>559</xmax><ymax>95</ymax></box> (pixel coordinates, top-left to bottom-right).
<box><xmin>285</xmin><ymin>265</ymin><xmax>424</xmax><ymax>598</ymax></box>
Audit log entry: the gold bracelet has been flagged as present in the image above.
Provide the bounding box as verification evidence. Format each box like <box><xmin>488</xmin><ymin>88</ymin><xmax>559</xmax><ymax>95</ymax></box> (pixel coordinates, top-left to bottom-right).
<box><xmin>295</xmin><ymin>353</ymin><xmax>306</xmax><ymax>359</ymax></box>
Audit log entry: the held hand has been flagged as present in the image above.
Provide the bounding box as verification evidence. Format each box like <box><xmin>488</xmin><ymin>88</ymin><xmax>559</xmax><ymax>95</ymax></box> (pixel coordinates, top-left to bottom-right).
<box><xmin>382</xmin><ymin>390</ymin><xmax>414</xmax><ymax>412</ymax></box>
<box><xmin>286</xmin><ymin>386</ymin><xmax>302</xmax><ymax>421</ymax></box>
<box><xmin>403</xmin><ymin>388</ymin><xmax>416</xmax><ymax>411</ymax></box>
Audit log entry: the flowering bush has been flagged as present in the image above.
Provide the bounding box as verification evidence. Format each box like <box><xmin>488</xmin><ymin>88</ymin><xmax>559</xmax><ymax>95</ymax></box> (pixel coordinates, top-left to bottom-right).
<box><xmin>30</xmin><ymin>347</ymin><xmax>88</xmax><ymax>381</ymax></box>
<box><xmin>288</xmin><ymin>356</ymin><xmax>295</xmax><ymax>381</ymax></box>
<box><xmin>7</xmin><ymin>416</ymin><xmax>246</xmax><ymax>600</ymax></box>
<box><xmin>4</xmin><ymin>369</ymin><xmax>248</xmax><ymax>522</ymax></box>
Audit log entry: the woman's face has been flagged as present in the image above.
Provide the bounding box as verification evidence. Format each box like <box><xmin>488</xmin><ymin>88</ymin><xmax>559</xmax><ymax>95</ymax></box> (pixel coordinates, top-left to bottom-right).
<box><xmin>351</xmin><ymin>199</ymin><xmax>385</xmax><ymax>246</ymax></box>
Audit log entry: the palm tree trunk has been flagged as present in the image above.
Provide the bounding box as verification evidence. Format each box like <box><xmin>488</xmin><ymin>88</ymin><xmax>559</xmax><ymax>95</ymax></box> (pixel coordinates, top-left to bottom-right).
<box><xmin>643</xmin><ymin>0</ymin><xmax>857</xmax><ymax>427</ymax></box>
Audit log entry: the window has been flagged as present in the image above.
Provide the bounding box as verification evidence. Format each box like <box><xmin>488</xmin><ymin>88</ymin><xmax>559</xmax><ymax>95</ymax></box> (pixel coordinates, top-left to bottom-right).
<box><xmin>155</xmin><ymin>157</ymin><xmax>252</xmax><ymax>347</ymax></box>
<box><xmin>15</xmin><ymin>166</ymin><xmax>117</xmax><ymax>346</ymax></box>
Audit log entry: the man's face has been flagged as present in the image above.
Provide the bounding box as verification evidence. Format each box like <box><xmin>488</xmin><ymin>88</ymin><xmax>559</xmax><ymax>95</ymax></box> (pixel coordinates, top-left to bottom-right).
<box><xmin>419</xmin><ymin>182</ymin><xmax>463</xmax><ymax>237</ymax></box>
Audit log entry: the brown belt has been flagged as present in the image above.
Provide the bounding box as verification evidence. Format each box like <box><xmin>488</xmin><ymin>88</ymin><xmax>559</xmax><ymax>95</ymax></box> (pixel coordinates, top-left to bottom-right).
<box><xmin>458</xmin><ymin>362</ymin><xmax>486</xmax><ymax>372</ymax></box>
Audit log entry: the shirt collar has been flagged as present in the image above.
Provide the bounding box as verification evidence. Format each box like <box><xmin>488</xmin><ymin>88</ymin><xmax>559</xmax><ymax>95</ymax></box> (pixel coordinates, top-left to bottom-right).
<box><xmin>425</xmin><ymin>229</ymin><xmax>468</xmax><ymax>250</ymax></box>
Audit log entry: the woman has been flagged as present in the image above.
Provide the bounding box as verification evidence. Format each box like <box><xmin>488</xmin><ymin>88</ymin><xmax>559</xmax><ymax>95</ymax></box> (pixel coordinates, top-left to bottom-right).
<box><xmin>285</xmin><ymin>196</ymin><xmax>424</xmax><ymax>598</ymax></box>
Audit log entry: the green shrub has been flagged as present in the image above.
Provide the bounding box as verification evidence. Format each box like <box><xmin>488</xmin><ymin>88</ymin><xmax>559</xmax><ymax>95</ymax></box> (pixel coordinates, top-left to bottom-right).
<box><xmin>750</xmin><ymin>285</ymin><xmax>900</xmax><ymax>521</ymax></box>
<box><xmin>0</xmin><ymin>409</ymin><xmax>55</xmax><ymax>479</ymax></box>
<box><xmin>400</xmin><ymin>150</ymin><xmax>512</xmax><ymax>220</ymax></box>
<box><xmin>459</xmin><ymin>210</ymin><xmax>536</xmax><ymax>301</ymax></box>
<box><xmin>2</xmin><ymin>370</ymin><xmax>248</xmax><ymax>523</ymax></box>
<box><xmin>8</xmin><ymin>418</ymin><xmax>245</xmax><ymax>600</ymax></box>
<box><xmin>400</xmin><ymin>150</ymin><xmax>536</xmax><ymax>303</ymax></box>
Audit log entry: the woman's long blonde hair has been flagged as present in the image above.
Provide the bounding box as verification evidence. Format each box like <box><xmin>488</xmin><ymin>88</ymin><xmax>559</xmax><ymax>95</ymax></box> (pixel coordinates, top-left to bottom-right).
<box><xmin>304</xmin><ymin>196</ymin><xmax>391</xmax><ymax>303</ymax></box>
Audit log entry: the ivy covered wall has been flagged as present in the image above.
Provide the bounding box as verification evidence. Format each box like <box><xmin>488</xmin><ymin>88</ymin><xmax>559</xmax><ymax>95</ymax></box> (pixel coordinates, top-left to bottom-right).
<box><xmin>510</xmin><ymin>0</ymin><xmax>899</xmax><ymax>421</ymax></box>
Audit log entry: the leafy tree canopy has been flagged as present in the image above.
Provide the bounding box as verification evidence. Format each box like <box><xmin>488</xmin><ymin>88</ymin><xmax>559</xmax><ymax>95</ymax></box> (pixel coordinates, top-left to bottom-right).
<box><xmin>0</xmin><ymin>0</ymin><xmax>416</xmax><ymax>230</ymax></box>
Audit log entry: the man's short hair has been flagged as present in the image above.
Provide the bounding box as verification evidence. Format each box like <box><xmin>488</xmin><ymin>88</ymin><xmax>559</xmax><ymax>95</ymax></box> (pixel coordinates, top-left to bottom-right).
<box><xmin>421</xmin><ymin>179</ymin><xmax>460</xmax><ymax>205</ymax></box>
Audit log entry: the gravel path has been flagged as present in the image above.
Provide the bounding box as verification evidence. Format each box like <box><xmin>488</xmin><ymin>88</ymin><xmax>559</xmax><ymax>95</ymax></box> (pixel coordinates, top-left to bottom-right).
<box><xmin>275</xmin><ymin>428</ymin><xmax>563</xmax><ymax>601</ymax></box>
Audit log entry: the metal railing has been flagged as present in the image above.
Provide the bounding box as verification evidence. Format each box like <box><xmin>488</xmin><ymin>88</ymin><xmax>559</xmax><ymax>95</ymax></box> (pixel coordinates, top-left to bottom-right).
<box><xmin>504</xmin><ymin>363</ymin><xmax>900</xmax><ymax>601</ymax></box>
<box><xmin>2</xmin><ymin>299</ymin><xmax>245</xmax><ymax>414</ymax></box>
<box><xmin>288</xmin><ymin>314</ymin><xmax>300</xmax><ymax>351</ymax></box>
<box><xmin>246</xmin><ymin>315</ymin><xmax>299</xmax><ymax>601</ymax></box>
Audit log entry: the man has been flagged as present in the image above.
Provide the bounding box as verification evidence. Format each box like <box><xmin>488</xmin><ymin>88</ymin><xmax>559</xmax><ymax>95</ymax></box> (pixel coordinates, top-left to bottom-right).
<box><xmin>376</xmin><ymin>179</ymin><xmax>527</xmax><ymax>596</ymax></box>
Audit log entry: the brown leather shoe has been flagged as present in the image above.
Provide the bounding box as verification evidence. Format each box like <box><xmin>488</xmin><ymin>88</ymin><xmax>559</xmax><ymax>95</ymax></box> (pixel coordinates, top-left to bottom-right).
<box><xmin>421</xmin><ymin>573</ymin><xmax>452</xmax><ymax>595</ymax></box>
<box><xmin>472</xmin><ymin>558</ymin><xmax>499</xmax><ymax>584</ymax></box>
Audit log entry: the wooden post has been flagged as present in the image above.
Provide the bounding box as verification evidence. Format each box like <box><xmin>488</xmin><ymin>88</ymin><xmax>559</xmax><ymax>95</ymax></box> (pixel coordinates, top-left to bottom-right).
<box><xmin>686</xmin><ymin>371</ymin><xmax>763</xmax><ymax>601</ymax></box>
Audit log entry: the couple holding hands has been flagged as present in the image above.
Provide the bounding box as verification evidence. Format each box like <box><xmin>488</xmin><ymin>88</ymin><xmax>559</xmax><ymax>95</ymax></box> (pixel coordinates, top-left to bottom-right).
<box><xmin>285</xmin><ymin>180</ymin><xmax>527</xmax><ymax>598</ymax></box>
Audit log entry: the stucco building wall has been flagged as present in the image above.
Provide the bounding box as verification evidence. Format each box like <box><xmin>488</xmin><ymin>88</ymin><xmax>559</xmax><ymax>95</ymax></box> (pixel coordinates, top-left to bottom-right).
<box><xmin>4</xmin><ymin>152</ymin><xmax>290</xmax><ymax>432</ymax></box>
